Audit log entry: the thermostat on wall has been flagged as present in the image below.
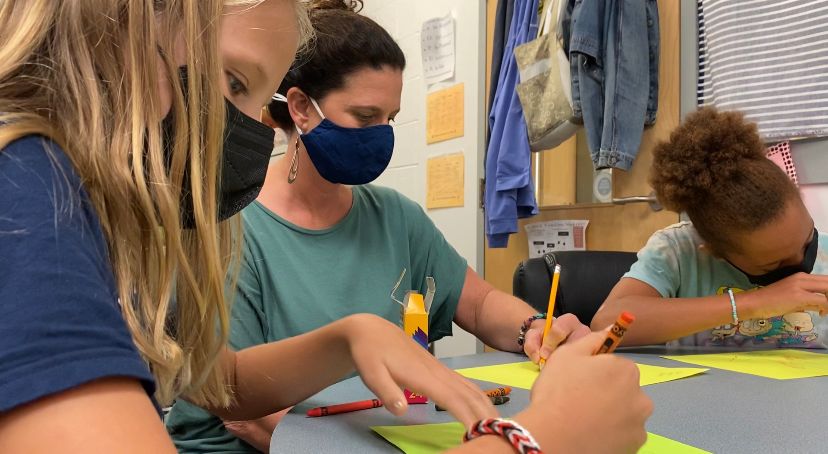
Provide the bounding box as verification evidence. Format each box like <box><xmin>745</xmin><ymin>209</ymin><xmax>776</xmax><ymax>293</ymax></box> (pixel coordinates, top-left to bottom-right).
<box><xmin>593</xmin><ymin>169</ymin><xmax>613</xmax><ymax>203</ymax></box>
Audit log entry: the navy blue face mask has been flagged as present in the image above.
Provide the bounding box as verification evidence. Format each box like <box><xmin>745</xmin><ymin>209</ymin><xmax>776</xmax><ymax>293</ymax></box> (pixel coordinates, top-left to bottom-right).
<box><xmin>297</xmin><ymin>98</ymin><xmax>394</xmax><ymax>185</ymax></box>
<box><xmin>730</xmin><ymin>228</ymin><xmax>819</xmax><ymax>286</ymax></box>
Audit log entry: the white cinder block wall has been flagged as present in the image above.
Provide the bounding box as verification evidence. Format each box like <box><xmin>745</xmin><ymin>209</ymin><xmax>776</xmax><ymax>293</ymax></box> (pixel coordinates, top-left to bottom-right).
<box><xmin>361</xmin><ymin>0</ymin><xmax>487</xmax><ymax>357</ymax></box>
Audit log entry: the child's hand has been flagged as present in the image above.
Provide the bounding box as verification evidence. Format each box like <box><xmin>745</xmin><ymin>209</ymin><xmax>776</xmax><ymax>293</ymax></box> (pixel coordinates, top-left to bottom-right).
<box><xmin>514</xmin><ymin>331</ymin><xmax>652</xmax><ymax>453</ymax></box>
<box><xmin>341</xmin><ymin>314</ymin><xmax>497</xmax><ymax>427</ymax></box>
<box><xmin>743</xmin><ymin>273</ymin><xmax>828</xmax><ymax>318</ymax></box>
<box><xmin>522</xmin><ymin>313</ymin><xmax>591</xmax><ymax>364</ymax></box>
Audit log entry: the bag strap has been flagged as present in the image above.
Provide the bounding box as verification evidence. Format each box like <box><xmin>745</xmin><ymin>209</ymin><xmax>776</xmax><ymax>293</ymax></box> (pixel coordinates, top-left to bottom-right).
<box><xmin>538</xmin><ymin>0</ymin><xmax>561</xmax><ymax>37</ymax></box>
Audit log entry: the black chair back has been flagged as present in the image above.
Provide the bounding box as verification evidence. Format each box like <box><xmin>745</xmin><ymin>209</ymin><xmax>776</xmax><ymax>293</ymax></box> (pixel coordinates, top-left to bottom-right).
<box><xmin>513</xmin><ymin>251</ymin><xmax>638</xmax><ymax>325</ymax></box>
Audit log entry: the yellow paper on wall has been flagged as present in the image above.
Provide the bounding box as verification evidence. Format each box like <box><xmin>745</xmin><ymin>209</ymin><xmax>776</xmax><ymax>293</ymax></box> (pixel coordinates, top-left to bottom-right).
<box><xmin>426</xmin><ymin>83</ymin><xmax>464</xmax><ymax>144</ymax></box>
<box><xmin>372</xmin><ymin>422</ymin><xmax>711</xmax><ymax>454</ymax></box>
<box><xmin>662</xmin><ymin>349</ymin><xmax>828</xmax><ymax>380</ymax></box>
<box><xmin>426</xmin><ymin>153</ymin><xmax>464</xmax><ymax>209</ymax></box>
<box><xmin>455</xmin><ymin>361</ymin><xmax>707</xmax><ymax>390</ymax></box>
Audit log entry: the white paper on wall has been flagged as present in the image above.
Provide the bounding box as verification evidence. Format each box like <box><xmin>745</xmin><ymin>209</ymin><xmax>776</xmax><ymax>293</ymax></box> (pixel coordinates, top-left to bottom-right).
<box><xmin>420</xmin><ymin>15</ymin><xmax>455</xmax><ymax>85</ymax></box>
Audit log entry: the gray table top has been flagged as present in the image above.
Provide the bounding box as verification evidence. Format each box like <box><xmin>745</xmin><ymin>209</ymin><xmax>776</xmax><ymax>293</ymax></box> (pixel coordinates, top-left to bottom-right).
<box><xmin>271</xmin><ymin>347</ymin><xmax>827</xmax><ymax>453</ymax></box>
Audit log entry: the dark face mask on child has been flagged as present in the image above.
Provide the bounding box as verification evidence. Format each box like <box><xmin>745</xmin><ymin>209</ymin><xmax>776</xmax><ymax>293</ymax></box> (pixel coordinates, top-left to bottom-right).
<box><xmin>730</xmin><ymin>228</ymin><xmax>819</xmax><ymax>286</ymax></box>
<box><xmin>161</xmin><ymin>67</ymin><xmax>275</xmax><ymax>228</ymax></box>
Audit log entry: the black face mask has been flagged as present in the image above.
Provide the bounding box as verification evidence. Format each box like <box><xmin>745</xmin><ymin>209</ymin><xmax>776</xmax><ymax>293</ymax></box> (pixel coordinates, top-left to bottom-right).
<box><xmin>731</xmin><ymin>228</ymin><xmax>819</xmax><ymax>286</ymax></box>
<box><xmin>162</xmin><ymin>67</ymin><xmax>275</xmax><ymax>228</ymax></box>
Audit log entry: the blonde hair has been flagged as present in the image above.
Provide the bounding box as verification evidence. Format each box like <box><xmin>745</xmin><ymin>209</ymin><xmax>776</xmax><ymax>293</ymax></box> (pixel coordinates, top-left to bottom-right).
<box><xmin>1</xmin><ymin>0</ymin><xmax>222</xmax><ymax>408</ymax></box>
<box><xmin>226</xmin><ymin>0</ymin><xmax>315</xmax><ymax>54</ymax></box>
<box><xmin>0</xmin><ymin>0</ymin><xmax>311</xmax><ymax>408</ymax></box>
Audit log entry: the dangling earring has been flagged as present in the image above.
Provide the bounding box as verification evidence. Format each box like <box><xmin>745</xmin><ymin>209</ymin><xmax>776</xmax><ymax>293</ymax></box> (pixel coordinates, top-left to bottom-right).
<box><xmin>288</xmin><ymin>135</ymin><xmax>300</xmax><ymax>184</ymax></box>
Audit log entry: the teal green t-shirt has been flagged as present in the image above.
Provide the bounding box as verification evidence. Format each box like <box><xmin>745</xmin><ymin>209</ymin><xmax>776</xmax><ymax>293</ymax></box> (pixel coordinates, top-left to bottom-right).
<box><xmin>166</xmin><ymin>184</ymin><xmax>468</xmax><ymax>453</ymax></box>
<box><xmin>625</xmin><ymin>222</ymin><xmax>828</xmax><ymax>348</ymax></box>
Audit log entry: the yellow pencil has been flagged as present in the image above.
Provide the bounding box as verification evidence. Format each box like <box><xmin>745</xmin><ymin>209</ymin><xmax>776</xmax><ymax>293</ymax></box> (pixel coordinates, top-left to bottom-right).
<box><xmin>538</xmin><ymin>264</ymin><xmax>561</xmax><ymax>369</ymax></box>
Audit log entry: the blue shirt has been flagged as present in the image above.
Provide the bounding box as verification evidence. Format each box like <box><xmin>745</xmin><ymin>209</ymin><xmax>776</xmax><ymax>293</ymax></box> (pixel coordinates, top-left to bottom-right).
<box><xmin>485</xmin><ymin>0</ymin><xmax>540</xmax><ymax>248</ymax></box>
<box><xmin>0</xmin><ymin>135</ymin><xmax>155</xmax><ymax>412</ymax></box>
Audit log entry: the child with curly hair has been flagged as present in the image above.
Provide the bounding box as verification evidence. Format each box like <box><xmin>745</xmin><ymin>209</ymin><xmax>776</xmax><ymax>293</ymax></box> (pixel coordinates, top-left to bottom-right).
<box><xmin>593</xmin><ymin>107</ymin><xmax>828</xmax><ymax>348</ymax></box>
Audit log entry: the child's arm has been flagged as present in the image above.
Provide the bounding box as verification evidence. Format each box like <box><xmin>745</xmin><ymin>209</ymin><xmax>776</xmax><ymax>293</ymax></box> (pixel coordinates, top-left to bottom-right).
<box><xmin>200</xmin><ymin>313</ymin><xmax>497</xmax><ymax>426</ymax></box>
<box><xmin>0</xmin><ymin>378</ymin><xmax>177</xmax><ymax>453</ymax></box>
<box><xmin>592</xmin><ymin>278</ymin><xmax>735</xmax><ymax>345</ymax></box>
<box><xmin>593</xmin><ymin>274</ymin><xmax>828</xmax><ymax>346</ymax></box>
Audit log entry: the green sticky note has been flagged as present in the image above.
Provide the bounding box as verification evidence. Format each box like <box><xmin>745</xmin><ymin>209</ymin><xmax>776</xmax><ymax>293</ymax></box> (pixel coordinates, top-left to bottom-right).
<box><xmin>371</xmin><ymin>422</ymin><xmax>710</xmax><ymax>454</ymax></box>
<box><xmin>372</xmin><ymin>422</ymin><xmax>463</xmax><ymax>454</ymax></box>
<box><xmin>455</xmin><ymin>361</ymin><xmax>706</xmax><ymax>390</ymax></box>
<box><xmin>663</xmin><ymin>349</ymin><xmax>828</xmax><ymax>380</ymax></box>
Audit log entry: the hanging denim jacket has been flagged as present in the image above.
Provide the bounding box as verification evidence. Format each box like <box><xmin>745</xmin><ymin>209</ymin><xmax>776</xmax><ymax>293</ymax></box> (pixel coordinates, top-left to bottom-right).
<box><xmin>566</xmin><ymin>0</ymin><xmax>659</xmax><ymax>170</ymax></box>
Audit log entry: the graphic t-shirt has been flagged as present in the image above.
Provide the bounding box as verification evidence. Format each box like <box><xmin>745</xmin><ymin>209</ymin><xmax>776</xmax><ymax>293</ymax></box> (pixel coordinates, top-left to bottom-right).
<box><xmin>625</xmin><ymin>222</ymin><xmax>828</xmax><ymax>348</ymax></box>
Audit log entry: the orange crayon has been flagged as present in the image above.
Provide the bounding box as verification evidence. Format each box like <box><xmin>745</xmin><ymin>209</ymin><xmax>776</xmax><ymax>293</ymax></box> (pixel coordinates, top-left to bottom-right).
<box><xmin>594</xmin><ymin>312</ymin><xmax>635</xmax><ymax>355</ymax></box>
<box><xmin>484</xmin><ymin>387</ymin><xmax>511</xmax><ymax>398</ymax></box>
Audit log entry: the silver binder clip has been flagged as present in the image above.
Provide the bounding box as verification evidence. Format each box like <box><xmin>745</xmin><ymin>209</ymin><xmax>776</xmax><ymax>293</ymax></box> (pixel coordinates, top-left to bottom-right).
<box><xmin>390</xmin><ymin>268</ymin><xmax>407</xmax><ymax>308</ymax></box>
<box><xmin>424</xmin><ymin>277</ymin><xmax>436</xmax><ymax>313</ymax></box>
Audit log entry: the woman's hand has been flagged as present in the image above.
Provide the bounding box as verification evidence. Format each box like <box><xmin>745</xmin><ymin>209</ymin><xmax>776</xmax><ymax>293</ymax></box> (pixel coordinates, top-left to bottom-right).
<box><xmin>522</xmin><ymin>313</ymin><xmax>592</xmax><ymax>364</ymax></box>
<box><xmin>342</xmin><ymin>314</ymin><xmax>497</xmax><ymax>427</ymax></box>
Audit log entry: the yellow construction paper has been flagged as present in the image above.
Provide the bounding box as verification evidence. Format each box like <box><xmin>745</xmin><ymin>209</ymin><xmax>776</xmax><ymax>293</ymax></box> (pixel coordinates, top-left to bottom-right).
<box><xmin>426</xmin><ymin>153</ymin><xmax>464</xmax><ymax>209</ymax></box>
<box><xmin>636</xmin><ymin>363</ymin><xmax>709</xmax><ymax>386</ymax></box>
<box><xmin>663</xmin><ymin>349</ymin><xmax>828</xmax><ymax>380</ymax></box>
<box><xmin>426</xmin><ymin>83</ymin><xmax>464</xmax><ymax>144</ymax></box>
<box><xmin>639</xmin><ymin>433</ymin><xmax>711</xmax><ymax>454</ymax></box>
<box><xmin>372</xmin><ymin>422</ymin><xmax>710</xmax><ymax>454</ymax></box>
<box><xmin>455</xmin><ymin>361</ymin><xmax>707</xmax><ymax>390</ymax></box>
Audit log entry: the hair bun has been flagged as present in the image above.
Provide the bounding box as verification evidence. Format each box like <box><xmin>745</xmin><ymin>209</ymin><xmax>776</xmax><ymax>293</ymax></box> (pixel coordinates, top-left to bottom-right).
<box><xmin>310</xmin><ymin>0</ymin><xmax>363</xmax><ymax>13</ymax></box>
<box><xmin>649</xmin><ymin>107</ymin><xmax>766</xmax><ymax>213</ymax></box>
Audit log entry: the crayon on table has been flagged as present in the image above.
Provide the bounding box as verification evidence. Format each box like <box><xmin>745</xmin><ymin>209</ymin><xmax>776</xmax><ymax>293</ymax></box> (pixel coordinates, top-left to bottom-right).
<box><xmin>594</xmin><ymin>312</ymin><xmax>635</xmax><ymax>355</ymax></box>
<box><xmin>484</xmin><ymin>387</ymin><xmax>511</xmax><ymax>398</ymax></box>
<box><xmin>306</xmin><ymin>394</ymin><xmax>428</xmax><ymax>418</ymax></box>
<box><xmin>435</xmin><ymin>395</ymin><xmax>510</xmax><ymax>411</ymax></box>
<box><xmin>306</xmin><ymin>399</ymin><xmax>382</xmax><ymax>417</ymax></box>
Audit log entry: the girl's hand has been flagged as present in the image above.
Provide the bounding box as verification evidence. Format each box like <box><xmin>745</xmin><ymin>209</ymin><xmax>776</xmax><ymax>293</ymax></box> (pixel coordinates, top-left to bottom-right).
<box><xmin>515</xmin><ymin>331</ymin><xmax>652</xmax><ymax>453</ymax></box>
<box><xmin>741</xmin><ymin>273</ymin><xmax>828</xmax><ymax>319</ymax></box>
<box><xmin>342</xmin><ymin>314</ymin><xmax>497</xmax><ymax>427</ymax></box>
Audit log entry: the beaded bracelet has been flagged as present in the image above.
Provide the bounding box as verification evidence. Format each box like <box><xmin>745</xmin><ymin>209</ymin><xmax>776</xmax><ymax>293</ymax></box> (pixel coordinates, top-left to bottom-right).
<box><xmin>463</xmin><ymin>418</ymin><xmax>543</xmax><ymax>454</ymax></box>
<box><xmin>517</xmin><ymin>313</ymin><xmax>546</xmax><ymax>347</ymax></box>
<box><xmin>726</xmin><ymin>287</ymin><xmax>739</xmax><ymax>325</ymax></box>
